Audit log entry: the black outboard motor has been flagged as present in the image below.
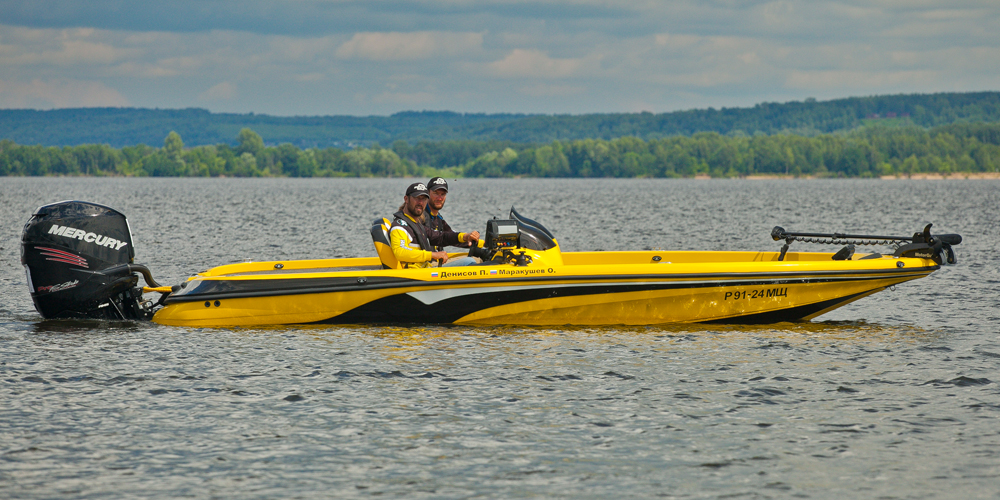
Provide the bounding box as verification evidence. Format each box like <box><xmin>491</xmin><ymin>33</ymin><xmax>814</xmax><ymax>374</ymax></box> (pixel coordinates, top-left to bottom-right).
<box><xmin>21</xmin><ymin>201</ymin><xmax>157</xmax><ymax>320</ymax></box>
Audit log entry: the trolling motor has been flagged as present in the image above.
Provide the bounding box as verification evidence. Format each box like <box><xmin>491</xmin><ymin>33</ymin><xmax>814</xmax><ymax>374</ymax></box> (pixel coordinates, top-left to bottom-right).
<box><xmin>21</xmin><ymin>200</ymin><xmax>162</xmax><ymax>320</ymax></box>
<box><xmin>771</xmin><ymin>224</ymin><xmax>962</xmax><ymax>265</ymax></box>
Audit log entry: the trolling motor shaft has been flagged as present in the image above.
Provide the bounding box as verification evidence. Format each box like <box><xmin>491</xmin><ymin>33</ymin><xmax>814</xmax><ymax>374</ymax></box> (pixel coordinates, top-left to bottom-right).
<box><xmin>771</xmin><ymin>224</ymin><xmax>962</xmax><ymax>264</ymax></box>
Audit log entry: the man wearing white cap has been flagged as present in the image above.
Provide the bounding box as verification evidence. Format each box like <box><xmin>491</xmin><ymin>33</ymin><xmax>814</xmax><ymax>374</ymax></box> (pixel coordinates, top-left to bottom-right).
<box><xmin>424</xmin><ymin>177</ymin><xmax>461</xmax><ymax>249</ymax></box>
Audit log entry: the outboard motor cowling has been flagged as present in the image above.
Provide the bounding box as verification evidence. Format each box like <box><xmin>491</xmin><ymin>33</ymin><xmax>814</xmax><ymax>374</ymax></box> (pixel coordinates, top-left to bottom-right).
<box><xmin>21</xmin><ymin>201</ymin><xmax>154</xmax><ymax>320</ymax></box>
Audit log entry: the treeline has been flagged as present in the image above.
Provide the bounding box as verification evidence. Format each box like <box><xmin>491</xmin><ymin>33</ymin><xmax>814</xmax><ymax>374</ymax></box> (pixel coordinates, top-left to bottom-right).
<box><xmin>2</xmin><ymin>123</ymin><xmax>999</xmax><ymax>178</ymax></box>
<box><xmin>0</xmin><ymin>129</ymin><xmax>429</xmax><ymax>178</ymax></box>
<box><xmin>438</xmin><ymin>91</ymin><xmax>1000</xmax><ymax>143</ymax></box>
<box><xmin>2</xmin><ymin>92</ymin><xmax>1000</xmax><ymax>148</ymax></box>
<box><xmin>458</xmin><ymin>123</ymin><xmax>1000</xmax><ymax>178</ymax></box>
<box><xmin>0</xmin><ymin>108</ymin><xmax>525</xmax><ymax>150</ymax></box>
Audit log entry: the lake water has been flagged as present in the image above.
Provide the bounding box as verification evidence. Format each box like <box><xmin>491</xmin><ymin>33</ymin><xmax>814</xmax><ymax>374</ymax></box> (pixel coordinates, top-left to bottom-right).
<box><xmin>2</xmin><ymin>177</ymin><xmax>999</xmax><ymax>499</ymax></box>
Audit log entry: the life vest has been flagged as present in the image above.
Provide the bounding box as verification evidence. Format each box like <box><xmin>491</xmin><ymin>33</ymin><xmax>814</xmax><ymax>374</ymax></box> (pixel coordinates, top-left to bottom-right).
<box><xmin>390</xmin><ymin>211</ymin><xmax>434</xmax><ymax>268</ymax></box>
<box><xmin>391</xmin><ymin>211</ymin><xmax>433</xmax><ymax>251</ymax></box>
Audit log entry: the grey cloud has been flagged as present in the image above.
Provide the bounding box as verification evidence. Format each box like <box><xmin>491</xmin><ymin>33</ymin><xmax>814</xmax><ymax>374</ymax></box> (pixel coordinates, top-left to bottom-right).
<box><xmin>5</xmin><ymin>1</ymin><xmax>996</xmax><ymax>48</ymax></box>
<box><xmin>2</xmin><ymin>0</ymin><xmax>369</xmax><ymax>35</ymax></box>
<box><xmin>1</xmin><ymin>1</ymin><xmax>998</xmax><ymax>115</ymax></box>
<box><xmin>0</xmin><ymin>0</ymin><xmax>636</xmax><ymax>36</ymax></box>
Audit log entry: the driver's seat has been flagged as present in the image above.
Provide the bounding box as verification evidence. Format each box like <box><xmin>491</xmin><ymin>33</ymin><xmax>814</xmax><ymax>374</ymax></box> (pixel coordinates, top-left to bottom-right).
<box><xmin>371</xmin><ymin>218</ymin><xmax>401</xmax><ymax>269</ymax></box>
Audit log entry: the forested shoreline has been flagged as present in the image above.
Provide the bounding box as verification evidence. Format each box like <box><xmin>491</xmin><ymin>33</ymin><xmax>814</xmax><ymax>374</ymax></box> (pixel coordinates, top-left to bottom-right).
<box><xmin>2</xmin><ymin>123</ymin><xmax>999</xmax><ymax>178</ymax></box>
<box><xmin>3</xmin><ymin>92</ymin><xmax>999</xmax><ymax>148</ymax></box>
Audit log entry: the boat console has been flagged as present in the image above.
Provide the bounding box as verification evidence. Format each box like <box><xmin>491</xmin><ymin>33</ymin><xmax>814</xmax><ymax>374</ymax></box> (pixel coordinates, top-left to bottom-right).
<box><xmin>468</xmin><ymin>208</ymin><xmax>559</xmax><ymax>266</ymax></box>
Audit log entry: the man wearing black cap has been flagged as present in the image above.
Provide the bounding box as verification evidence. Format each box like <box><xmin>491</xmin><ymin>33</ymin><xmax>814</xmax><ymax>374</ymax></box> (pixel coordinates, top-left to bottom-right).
<box><xmin>424</xmin><ymin>177</ymin><xmax>460</xmax><ymax>250</ymax></box>
<box><xmin>389</xmin><ymin>182</ymin><xmax>479</xmax><ymax>268</ymax></box>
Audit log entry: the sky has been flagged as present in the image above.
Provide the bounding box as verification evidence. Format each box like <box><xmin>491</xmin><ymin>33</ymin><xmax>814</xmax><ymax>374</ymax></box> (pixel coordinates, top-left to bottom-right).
<box><xmin>1</xmin><ymin>0</ymin><xmax>998</xmax><ymax>116</ymax></box>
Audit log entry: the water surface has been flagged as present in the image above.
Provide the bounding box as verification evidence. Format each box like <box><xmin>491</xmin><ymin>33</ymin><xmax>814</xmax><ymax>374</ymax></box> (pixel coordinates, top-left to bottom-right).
<box><xmin>2</xmin><ymin>178</ymin><xmax>999</xmax><ymax>498</ymax></box>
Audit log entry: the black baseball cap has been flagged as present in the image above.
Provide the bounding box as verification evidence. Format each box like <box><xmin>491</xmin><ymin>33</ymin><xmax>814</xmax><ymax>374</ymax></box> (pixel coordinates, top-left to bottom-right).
<box><xmin>405</xmin><ymin>182</ymin><xmax>430</xmax><ymax>198</ymax></box>
<box><xmin>427</xmin><ymin>177</ymin><xmax>449</xmax><ymax>193</ymax></box>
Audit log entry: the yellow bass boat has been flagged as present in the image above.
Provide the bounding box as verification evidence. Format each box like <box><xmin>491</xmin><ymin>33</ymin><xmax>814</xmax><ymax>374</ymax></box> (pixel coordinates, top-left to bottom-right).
<box><xmin>22</xmin><ymin>201</ymin><xmax>961</xmax><ymax>327</ymax></box>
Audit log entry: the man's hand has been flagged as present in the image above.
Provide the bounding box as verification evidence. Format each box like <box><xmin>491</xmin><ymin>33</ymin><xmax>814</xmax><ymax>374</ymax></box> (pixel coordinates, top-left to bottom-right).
<box><xmin>465</xmin><ymin>231</ymin><xmax>481</xmax><ymax>244</ymax></box>
<box><xmin>431</xmin><ymin>251</ymin><xmax>449</xmax><ymax>264</ymax></box>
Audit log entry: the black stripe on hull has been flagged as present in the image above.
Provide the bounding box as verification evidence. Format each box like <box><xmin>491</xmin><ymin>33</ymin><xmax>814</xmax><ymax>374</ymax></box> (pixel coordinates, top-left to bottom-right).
<box><xmin>163</xmin><ymin>275</ymin><xmax>420</xmax><ymax>303</ymax></box>
<box><xmin>315</xmin><ymin>277</ymin><xmax>913</xmax><ymax>325</ymax></box>
<box><xmin>317</xmin><ymin>281</ymin><xmax>683</xmax><ymax>324</ymax></box>
<box><xmin>166</xmin><ymin>266</ymin><xmax>936</xmax><ymax>304</ymax></box>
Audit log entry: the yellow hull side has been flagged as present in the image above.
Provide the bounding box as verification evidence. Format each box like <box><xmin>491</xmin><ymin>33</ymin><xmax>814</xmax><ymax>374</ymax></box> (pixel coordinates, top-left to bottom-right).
<box><xmin>453</xmin><ymin>274</ymin><xmax>926</xmax><ymax>325</ymax></box>
<box><xmin>150</xmin><ymin>249</ymin><xmax>940</xmax><ymax>327</ymax></box>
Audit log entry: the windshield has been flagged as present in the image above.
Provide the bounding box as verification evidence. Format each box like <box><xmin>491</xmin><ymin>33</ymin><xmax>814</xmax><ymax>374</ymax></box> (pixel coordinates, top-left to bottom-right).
<box><xmin>510</xmin><ymin>206</ymin><xmax>557</xmax><ymax>250</ymax></box>
<box><xmin>510</xmin><ymin>206</ymin><xmax>555</xmax><ymax>238</ymax></box>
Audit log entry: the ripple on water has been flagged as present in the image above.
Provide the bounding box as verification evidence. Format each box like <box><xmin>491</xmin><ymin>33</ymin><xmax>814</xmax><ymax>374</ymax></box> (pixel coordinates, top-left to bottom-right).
<box><xmin>2</xmin><ymin>178</ymin><xmax>1000</xmax><ymax>498</ymax></box>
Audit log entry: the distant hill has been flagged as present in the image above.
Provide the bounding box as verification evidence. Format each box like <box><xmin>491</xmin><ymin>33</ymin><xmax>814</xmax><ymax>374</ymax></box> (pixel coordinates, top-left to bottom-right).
<box><xmin>1</xmin><ymin>91</ymin><xmax>999</xmax><ymax>148</ymax></box>
<box><xmin>0</xmin><ymin>108</ymin><xmax>529</xmax><ymax>148</ymax></box>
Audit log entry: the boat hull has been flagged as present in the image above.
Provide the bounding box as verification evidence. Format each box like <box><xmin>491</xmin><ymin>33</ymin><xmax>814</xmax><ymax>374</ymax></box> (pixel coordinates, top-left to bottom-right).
<box><xmin>151</xmin><ymin>251</ymin><xmax>939</xmax><ymax>327</ymax></box>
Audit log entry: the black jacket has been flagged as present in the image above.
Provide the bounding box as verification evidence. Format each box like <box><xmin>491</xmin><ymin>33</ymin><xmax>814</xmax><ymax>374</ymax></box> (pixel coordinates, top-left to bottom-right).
<box><xmin>423</xmin><ymin>211</ymin><xmax>469</xmax><ymax>251</ymax></box>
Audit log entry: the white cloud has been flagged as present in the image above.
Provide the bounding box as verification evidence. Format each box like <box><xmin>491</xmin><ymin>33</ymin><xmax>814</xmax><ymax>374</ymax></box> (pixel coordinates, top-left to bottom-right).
<box><xmin>0</xmin><ymin>78</ymin><xmax>128</xmax><ymax>108</ymax></box>
<box><xmin>880</xmin><ymin>8</ymin><xmax>997</xmax><ymax>40</ymax></box>
<box><xmin>0</xmin><ymin>26</ymin><xmax>137</xmax><ymax>66</ymax></box>
<box><xmin>293</xmin><ymin>72</ymin><xmax>326</xmax><ymax>82</ymax></box>
<box><xmin>629</xmin><ymin>33</ymin><xmax>778</xmax><ymax>89</ymax></box>
<box><xmin>484</xmin><ymin>49</ymin><xmax>599</xmax><ymax>78</ymax></box>
<box><xmin>336</xmin><ymin>31</ymin><xmax>484</xmax><ymax>61</ymax></box>
<box><xmin>889</xmin><ymin>46</ymin><xmax>1000</xmax><ymax>70</ymax></box>
<box><xmin>785</xmin><ymin>69</ymin><xmax>938</xmax><ymax>89</ymax></box>
<box><xmin>653</xmin><ymin>33</ymin><xmax>702</xmax><ymax>50</ymax></box>
<box><xmin>199</xmin><ymin>82</ymin><xmax>237</xmax><ymax>101</ymax></box>
<box><xmin>520</xmin><ymin>83</ymin><xmax>586</xmax><ymax>97</ymax></box>
<box><xmin>372</xmin><ymin>90</ymin><xmax>437</xmax><ymax>105</ymax></box>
